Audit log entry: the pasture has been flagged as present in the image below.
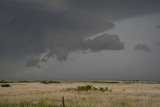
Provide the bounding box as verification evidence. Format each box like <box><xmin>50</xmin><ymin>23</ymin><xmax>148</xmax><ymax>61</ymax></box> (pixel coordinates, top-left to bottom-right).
<box><xmin>0</xmin><ymin>81</ymin><xmax>160</xmax><ymax>107</ymax></box>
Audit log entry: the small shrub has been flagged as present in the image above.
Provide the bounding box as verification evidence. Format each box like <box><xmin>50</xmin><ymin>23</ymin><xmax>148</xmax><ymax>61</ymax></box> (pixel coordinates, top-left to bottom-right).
<box><xmin>99</xmin><ymin>87</ymin><xmax>106</xmax><ymax>92</ymax></box>
<box><xmin>64</xmin><ymin>88</ymin><xmax>76</xmax><ymax>91</ymax></box>
<box><xmin>98</xmin><ymin>87</ymin><xmax>111</xmax><ymax>92</ymax></box>
<box><xmin>40</xmin><ymin>80</ymin><xmax>49</xmax><ymax>84</ymax></box>
<box><xmin>40</xmin><ymin>80</ymin><xmax>61</xmax><ymax>84</ymax></box>
<box><xmin>48</xmin><ymin>81</ymin><xmax>61</xmax><ymax>84</ymax></box>
<box><xmin>93</xmin><ymin>87</ymin><xmax>98</xmax><ymax>90</ymax></box>
<box><xmin>90</xmin><ymin>81</ymin><xmax>119</xmax><ymax>84</ymax></box>
<box><xmin>105</xmin><ymin>87</ymin><xmax>108</xmax><ymax>90</ymax></box>
<box><xmin>77</xmin><ymin>85</ymin><xmax>93</xmax><ymax>91</ymax></box>
<box><xmin>1</xmin><ymin>84</ymin><xmax>11</xmax><ymax>87</ymax></box>
<box><xmin>109</xmin><ymin>89</ymin><xmax>112</xmax><ymax>92</ymax></box>
<box><xmin>65</xmin><ymin>85</ymin><xmax>112</xmax><ymax>93</ymax></box>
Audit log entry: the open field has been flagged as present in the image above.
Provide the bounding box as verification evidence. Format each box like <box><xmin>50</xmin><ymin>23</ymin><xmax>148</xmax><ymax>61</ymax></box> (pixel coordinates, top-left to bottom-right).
<box><xmin>0</xmin><ymin>81</ymin><xmax>160</xmax><ymax>107</ymax></box>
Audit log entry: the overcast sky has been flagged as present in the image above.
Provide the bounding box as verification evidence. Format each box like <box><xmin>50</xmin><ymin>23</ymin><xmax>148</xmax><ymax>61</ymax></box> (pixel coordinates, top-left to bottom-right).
<box><xmin>0</xmin><ymin>0</ymin><xmax>160</xmax><ymax>80</ymax></box>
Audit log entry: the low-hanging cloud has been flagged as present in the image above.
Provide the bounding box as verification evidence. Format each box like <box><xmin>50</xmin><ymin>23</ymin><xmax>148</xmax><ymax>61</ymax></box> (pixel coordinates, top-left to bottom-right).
<box><xmin>26</xmin><ymin>33</ymin><xmax>125</xmax><ymax>67</ymax></box>
<box><xmin>134</xmin><ymin>44</ymin><xmax>151</xmax><ymax>52</ymax></box>
<box><xmin>80</xmin><ymin>34</ymin><xmax>125</xmax><ymax>52</ymax></box>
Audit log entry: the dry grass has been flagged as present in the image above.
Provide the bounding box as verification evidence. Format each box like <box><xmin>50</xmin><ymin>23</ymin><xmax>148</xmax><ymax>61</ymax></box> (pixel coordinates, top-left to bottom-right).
<box><xmin>0</xmin><ymin>81</ymin><xmax>160</xmax><ymax>107</ymax></box>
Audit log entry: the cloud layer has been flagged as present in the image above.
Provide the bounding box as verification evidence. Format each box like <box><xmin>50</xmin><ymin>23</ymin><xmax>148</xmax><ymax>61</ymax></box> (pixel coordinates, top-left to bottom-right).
<box><xmin>0</xmin><ymin>0</ymin><xmax>160</xmax><ymax>76</ymax></box>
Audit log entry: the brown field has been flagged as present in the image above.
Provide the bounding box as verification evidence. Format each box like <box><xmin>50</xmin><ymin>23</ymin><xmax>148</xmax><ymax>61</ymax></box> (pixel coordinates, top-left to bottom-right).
<box><xmin>0</xmin><ymin>81</ymin><xmax>160</xmax><ymax>107</ymax></box>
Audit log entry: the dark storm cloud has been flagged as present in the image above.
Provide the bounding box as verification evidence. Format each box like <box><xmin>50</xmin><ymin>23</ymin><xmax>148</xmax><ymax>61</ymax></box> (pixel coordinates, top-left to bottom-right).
<box><xmin>156</xmin><ymin>43</ymin><xmax>160</xmax><ymax>51</ymax></box>
<box><xmin>0</xmin><ymin>0</ymin><xmax>160</xmax><ymax>70</ymax></box>
<box><xmin>134</xmin><ymin>44</ymin><xmax>151</xmax><ymax>53</ymax></box>
<box><xmin>156</xmin><ymin>25</ymin><xmax>160</xmax><ymax>28</ymax></box>
<box><xmin>26</xmin><ymin>58</ymin><xmax>40</xmax><ymax>67</ymax></box>
<box><xmin>80</xmin><ymin>34</ymin><xmax>125</xmax><ymax>52</ymax></box>
<box><xmin>26</xmin><ymin>33</ymin><xmax>125</xmax><ymax>67</ymax></box>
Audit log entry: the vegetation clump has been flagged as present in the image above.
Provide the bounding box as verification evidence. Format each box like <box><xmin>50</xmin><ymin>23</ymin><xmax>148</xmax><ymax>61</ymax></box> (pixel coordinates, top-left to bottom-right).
<box><xmin>77</xmin><ymin>85</ymin><xmax>94</xmax><ymax>91</ymax></box>
<box><xmin>1</xmin><ymin>84</ymin><xmax>11</xmax><ymax>87</ymax></box>
<box><xmin>40</xmin><ymin>80</ymin><xmax>49</xmax><ymax>84</ymax></box>
<box><xmin>40</xmin><ymin>80</ymin><xmax>61</xmax><ymax>84</ymax></box>
<box><xmin>69</xmin><ymin>85</ymin><xmax>112</xmax><ymax>92</ymax></box>
<box><xmin>90</xmin><ymin>81</ymin><xmax>119</xmax><ymax>84</ymax></box>
<box><xmin>98</xmin><ymin>87</ymin><xmax>112</xmax><ymax>92</ymax></box>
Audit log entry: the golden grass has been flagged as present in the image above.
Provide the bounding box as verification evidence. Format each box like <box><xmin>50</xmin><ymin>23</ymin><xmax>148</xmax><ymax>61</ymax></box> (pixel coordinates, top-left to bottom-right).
<box><xmin>0</xmin><ymin>81</ymin><xmax>160</xmax><ymax>107</ymax></box>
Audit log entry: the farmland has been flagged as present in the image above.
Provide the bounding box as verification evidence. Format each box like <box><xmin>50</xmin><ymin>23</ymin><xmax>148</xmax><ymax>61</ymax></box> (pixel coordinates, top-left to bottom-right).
<box><xmin>0</xmin><ymin>81</ymin><xmax>160</xmax><ymax>107</ymax></box>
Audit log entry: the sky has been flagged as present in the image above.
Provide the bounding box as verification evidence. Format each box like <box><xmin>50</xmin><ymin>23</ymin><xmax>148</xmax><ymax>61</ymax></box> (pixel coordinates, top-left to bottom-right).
<box><xmin>0</xmin><ymin>0</ymin><xmax>160</xmax><ymax>80</ymax></box>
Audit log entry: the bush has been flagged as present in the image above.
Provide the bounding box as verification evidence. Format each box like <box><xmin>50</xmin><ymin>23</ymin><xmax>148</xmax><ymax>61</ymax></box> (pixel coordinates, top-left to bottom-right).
<box><xmin>98</xmin><ymin>87</ymin><xmax>112</xmax><ymax>92</ymax></box>
<box><xmin>92</xmin><ymin>87</ymin><xmax>98</xmax><ymax>90</ymax></box>
<box><xmin>40</xmin><ymin>80</ymin><xmax>61</xmax><ymax>84</ymax></box>
<box><xmin>76</xmin><ymin>85</ymin><xmax>112</xmax><ymax>92</ymax></box>
<box><xmin>99</xmin><ymin>87</ymin><xmax>108</xmax><ymax>92</ymax></box>
<box><xmin>77</xmin><ymin>85</ymin><xmax>93</xmax><ymax>91</ymax></box>
<box><xmin>90</xmin><ymin>81</ymin><xmax>119</xmax><ymax>84</ymax></box>
<box><xmin>64</xmin><ymin>88</ymin><xmax>76</xmax><ymax>91</ymax></box>
<box><xmin>48</xmin><ymin>81</ymin><xmax>61</xmax><ymax>84</ymax></box>
<box><xmin>65</xmin><ymin>85</ymin><xmax>112</xmax><ymax>93</ymax></box>
<box><xmin>40</xmin><ymin>80</ymin><xmax>49</xmax><ymax>84</ymax></box>
<box><xmin>1</xmin><ymin>84</ymin><xmax>11</xmax><ymax>87</ymax></box>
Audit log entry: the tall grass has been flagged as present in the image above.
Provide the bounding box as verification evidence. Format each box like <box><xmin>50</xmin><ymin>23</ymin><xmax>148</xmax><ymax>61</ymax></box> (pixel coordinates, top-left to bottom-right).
<box><xmin>0</xmin><ymin>81</ymin><xmax>160</xmax><ymax>107</ymax></box>
<box><xmin>0</xmin><ymin>98</ymin><xmax>60</xmax><ymax>107</ymax></box>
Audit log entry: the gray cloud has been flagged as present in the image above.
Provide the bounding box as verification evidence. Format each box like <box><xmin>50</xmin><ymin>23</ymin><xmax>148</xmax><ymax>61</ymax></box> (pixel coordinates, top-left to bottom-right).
<box><xmin>156</xmin><ymin>25</ymin><xmax>160</xmax><ymax>28</ymax></box>
<box><xmin>15</xmin><ymin>0</ymin><xmax>70</xmax><ymax>13</ymax></box>
<box><xmin>80</xmin><ymin>34</ymin><xmax>125</xmax><ymax>52</ymax></box>
<box><xmin>156</xmin><ymin>43</ymin><xmax>160</xmax><ymax>51</ymax></box>
<box><xmin>0</xmin><ymin>0</ymin><xmax>160</xmax><ymax>76</ymax></box>
<box><xmin>26</xmin><ymin>33</ymin><xmax>125</xmax><ymax>67</ymax></box>
<box><xmin>134</xmin><ymin>44</ymin><xmax>151</xmax><ymax>52</ymax></box>
<box><xmin>26</xmin><ymin>58</ymin><xmax>40</xmax><ymax>68</ymax></box>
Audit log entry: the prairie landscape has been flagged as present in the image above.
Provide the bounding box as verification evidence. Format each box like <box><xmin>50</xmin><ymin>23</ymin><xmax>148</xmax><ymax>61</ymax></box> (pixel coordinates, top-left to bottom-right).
<box><xmin>0</xmin><ymin>81</ymin><xmax>160</xmax><ymax>107</ymax></box>
<box><xmin>1</xmin><ymin>1</ymin><xmax>160</xmax><ymax>107</ymax></box>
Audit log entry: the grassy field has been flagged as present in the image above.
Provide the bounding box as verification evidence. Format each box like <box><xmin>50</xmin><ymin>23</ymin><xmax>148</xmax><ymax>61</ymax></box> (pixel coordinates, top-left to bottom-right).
<box><xmin>0</xmin><ymin>80</ymin><xmax>160</xmax><ymax>107</ymax></box>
